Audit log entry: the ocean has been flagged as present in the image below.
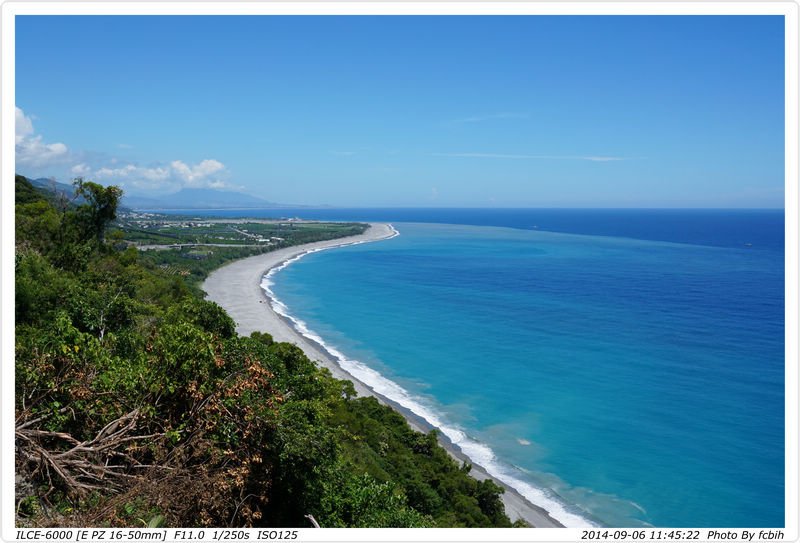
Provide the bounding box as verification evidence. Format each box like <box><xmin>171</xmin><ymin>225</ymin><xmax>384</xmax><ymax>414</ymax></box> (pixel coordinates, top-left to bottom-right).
<box><xmin>190</xmin><ymin>208</ymin><xmax>786</xmax><ymax>527</ymax></box>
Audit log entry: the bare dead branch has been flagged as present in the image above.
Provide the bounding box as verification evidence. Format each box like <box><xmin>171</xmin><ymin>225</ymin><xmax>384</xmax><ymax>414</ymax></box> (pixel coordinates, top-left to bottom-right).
<box><xmin>15</xmin><ymin>408</ymin><xmax>164</xmax><ymax>497</ymax></box>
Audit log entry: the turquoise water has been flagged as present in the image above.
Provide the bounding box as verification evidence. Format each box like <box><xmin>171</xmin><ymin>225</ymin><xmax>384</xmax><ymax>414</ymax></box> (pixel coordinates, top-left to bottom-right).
<box><xmin>266</xmin><ymin>219</ymin><xmax>784</xmax><ymax>527</ymax></box>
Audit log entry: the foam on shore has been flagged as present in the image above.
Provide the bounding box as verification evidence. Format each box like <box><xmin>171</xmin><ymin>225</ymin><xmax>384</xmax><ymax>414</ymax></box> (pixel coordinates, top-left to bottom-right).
<box><xmin>259</xmin><ymin>230</ymin><xmax>596</xmax><ymax>529</ymax></box>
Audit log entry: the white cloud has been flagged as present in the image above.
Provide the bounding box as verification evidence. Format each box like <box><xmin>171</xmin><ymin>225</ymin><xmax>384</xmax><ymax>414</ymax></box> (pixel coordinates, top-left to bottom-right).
<box><xmin>15</xmin><ymin>106</ymin><xmax>232</xmax><ymax>193</ymax></box>
<box><xmin>94</xmin><ymin>164</ymin><xmax>139</xmax><ymax>179</ymax></box>
<box><xmin>15</xmin><ymin>106</ymin><xmax>71</xmax><ymax>169</ymax></box>
<box><xmin>88</xmin><ymin>160</ymin><xmax>229</xmax><ymax>191</ymax></box>
<box><xmin>170</xmin><ymin>159</ymin><xmax>225</xmax><ymax>186</ymax></box>
<box><xmin>16</xmin><ymin>138</ymin><xmax>70</xmax><ymax>168</ymax></box>
<box><xmin>139</xmin><ymin>166</ymin><xmax>171</xmax><ymax>182</ymax></box>
<box><xmin>70</xmin><ymin>163</ymin><xmax>92</xmax><ymax>176</ymax></box>
<box><xmin>15</xmin><ymin>107</ymin><xmax>34</xmax><ymax>143</ymax></box>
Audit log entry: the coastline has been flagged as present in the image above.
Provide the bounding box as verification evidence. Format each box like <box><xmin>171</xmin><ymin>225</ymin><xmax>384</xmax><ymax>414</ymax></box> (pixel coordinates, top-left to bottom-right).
<box><xmin>202</xmin><ymin>222</ymin><xmax>564</xmax><ymax>528</ymax></box>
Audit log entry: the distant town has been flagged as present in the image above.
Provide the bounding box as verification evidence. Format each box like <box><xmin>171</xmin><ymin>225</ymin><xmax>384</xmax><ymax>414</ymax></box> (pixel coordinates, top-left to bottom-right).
<box><xmin>118</xmin><ymin>212</ymin><xmax>332</xmax><ymax>250</ymax></box>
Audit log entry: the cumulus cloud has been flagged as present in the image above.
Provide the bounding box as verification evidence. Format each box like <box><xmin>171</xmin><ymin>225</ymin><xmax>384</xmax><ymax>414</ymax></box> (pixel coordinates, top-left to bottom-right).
<box><xmin>15</xmin><ymin>106</ymin><xmax>71</xmax><ymax>169</ymax></box>
<box><xmin>70</xmin><ymin>163</ymin><xmax>92</xmax><ymax>176</ymax></box>
<box><xmin>170</xmin><ymin>159</ymin><xmax>225</xmax><ymax>186</ymax></box>
<box><xmin>86</xmin><ymin>159</ymin><xmax>230</xmax><ymax>192</ymax></box>
<box><xmin>16</xmin><ymin>106</ymin><xmax>232</xmax><ymax>193</ymax></box>
<box><xmin>15</xmin><ymin>107</ymin><xmax>34</xmax><ymax>143</ymax></box>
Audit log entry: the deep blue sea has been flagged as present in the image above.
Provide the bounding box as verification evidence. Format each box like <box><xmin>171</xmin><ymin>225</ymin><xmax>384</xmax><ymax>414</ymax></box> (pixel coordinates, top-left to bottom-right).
<box><xmin>187</xmin><ymin>208</ymin><xmax>786</xmax><ymax>527</ymax></box>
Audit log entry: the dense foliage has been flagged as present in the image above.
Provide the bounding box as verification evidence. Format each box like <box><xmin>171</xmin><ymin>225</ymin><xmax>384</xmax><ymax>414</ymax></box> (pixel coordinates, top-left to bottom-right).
<box><xmin>14</xmin><ymin>175</ymin><xmax>518</xmax><ymax>528</ymax></box>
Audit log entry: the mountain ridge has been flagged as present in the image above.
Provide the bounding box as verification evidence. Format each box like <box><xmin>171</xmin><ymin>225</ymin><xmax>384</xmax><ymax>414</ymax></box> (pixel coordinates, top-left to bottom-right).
<box><xmin>18</xmin><ymin>174</ymin><xmax>313</xmax><ymax>210</ymax></box>
<box><xmin>123</xmin><ymin>188</ymin><xmax>278</xmax><ymax>209</ymax></box>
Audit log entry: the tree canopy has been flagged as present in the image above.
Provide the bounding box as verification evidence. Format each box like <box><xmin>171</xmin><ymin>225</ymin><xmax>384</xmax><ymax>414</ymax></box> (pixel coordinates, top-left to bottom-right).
<box><xmin>74</xmin><ymin>178</ymin><xmax>123</xmax><ymax>245</ymax></box>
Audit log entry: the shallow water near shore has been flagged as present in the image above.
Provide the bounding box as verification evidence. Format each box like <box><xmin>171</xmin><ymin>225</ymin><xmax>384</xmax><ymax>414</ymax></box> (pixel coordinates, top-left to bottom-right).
<box><xmin>261</xmin><ymin>212</ymin><xmax>784</xmax><ymax>528</ymax></box>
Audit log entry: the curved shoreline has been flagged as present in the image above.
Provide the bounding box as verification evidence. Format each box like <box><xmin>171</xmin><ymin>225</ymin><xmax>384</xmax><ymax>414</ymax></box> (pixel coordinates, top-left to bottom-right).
<box><xmin>202</xmin><ymin>223</ymin><xmax>564</xmax><ymax>528</ymax></box>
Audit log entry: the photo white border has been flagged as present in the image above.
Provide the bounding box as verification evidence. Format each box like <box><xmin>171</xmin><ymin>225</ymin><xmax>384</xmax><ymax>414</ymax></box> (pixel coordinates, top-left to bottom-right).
<box><xmin>2</xmin><ymin>2</ymin><xmax>797</xmax><ymax>542</ymax></box>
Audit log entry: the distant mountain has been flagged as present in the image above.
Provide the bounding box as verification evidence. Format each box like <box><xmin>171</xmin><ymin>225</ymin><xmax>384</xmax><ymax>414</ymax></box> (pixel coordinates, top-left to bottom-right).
<box><xmin>123</xmin><ymin>188</ymin><xmax>280</xmax><ymax>210</ymax></box>
<box><xmin>29</xmin><ymin>177</ymin><xmax>83</xmax><ymax>203</ymax></box>
<box><xmin>25</xmin><ymin>176</ymin><xmax>138</xmax><ymax>210</ymax></box>
<box><xmin>15</xmin><ymin>176</ymin><xmax>103</xmax><ymax>208</ymax></box>
<box><xmin>21</xmin><ymin>177</ymin><xmax>296</xmax><ymax>210</ymax></box>
<box><xmin>121</xmin><ymin>194</ymin><xmax>171</xmax><ymax>209</ymax></box>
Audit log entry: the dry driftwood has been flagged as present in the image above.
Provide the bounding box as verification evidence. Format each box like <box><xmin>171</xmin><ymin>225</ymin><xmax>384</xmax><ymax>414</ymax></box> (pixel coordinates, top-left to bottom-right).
<box><xmin>16</xmin><ymin>408</ymin><xmax>162</xmax><ymax>497</ymax></box>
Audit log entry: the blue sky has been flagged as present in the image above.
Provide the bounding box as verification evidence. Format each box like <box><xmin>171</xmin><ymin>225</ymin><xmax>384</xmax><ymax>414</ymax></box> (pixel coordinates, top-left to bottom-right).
<box><xmin>15</xmin><ymin>15</ymin><xmax>785</xmax><ymax>207</ymax></box>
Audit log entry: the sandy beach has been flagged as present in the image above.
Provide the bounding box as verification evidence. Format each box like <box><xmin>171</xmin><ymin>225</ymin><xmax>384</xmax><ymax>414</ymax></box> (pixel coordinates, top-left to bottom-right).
<box><xmin>202</xmin><ymin>223</ymin><xmax>563</xmax><ymax>528</ymax></box>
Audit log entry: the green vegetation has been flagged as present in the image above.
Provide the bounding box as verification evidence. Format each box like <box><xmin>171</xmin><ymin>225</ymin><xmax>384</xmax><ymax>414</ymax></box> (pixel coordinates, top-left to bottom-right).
<box><xmin>14</xmin><ymin>175</ymin><xmax>519</xmax><ymax>528</ymax></box>
<box><xmin>140</xmin><ymin>246</ymin><xmax>273</xmax><ymax>293</ymax></box>
<box><xmin>116</xmin><ymin>215</ymin><xmax>366</xmax><ymax>247</ymax></box>
<box><xmin>113</xmin><ymin>212</ymin><xmax>366</xmax><ymax>291</ymax></box>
